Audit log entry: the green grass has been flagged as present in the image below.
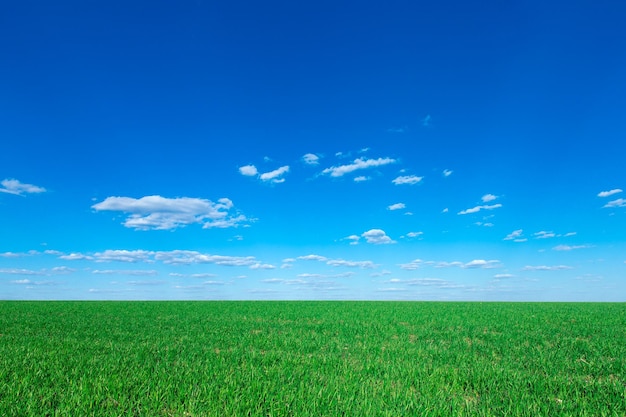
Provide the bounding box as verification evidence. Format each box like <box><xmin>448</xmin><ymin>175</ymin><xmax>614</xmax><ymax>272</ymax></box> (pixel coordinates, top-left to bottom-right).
<box><xmin>0</xmin><ymin>301</ymin><xmax>624</xmax><ymax>416</ymax></box>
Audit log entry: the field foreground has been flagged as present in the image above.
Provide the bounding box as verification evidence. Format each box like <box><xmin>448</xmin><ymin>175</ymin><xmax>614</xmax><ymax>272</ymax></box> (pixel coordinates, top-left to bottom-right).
<box><xmin>0</xmin><ymin>301</ymin><xmax>624</xmax><ymax>416</ymax></box>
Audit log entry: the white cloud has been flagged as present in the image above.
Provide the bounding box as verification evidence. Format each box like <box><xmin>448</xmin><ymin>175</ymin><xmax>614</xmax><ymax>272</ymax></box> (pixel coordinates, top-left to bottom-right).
<box><xmin>494</xmin><ymin>274</ymin><xmax>514</xmax><ymax>279</ymax></box>
<box><xmin>302</xmin><ymin>153</ymin><xmax>320</xmax><ymax>165</ymax></box>
<box><xmin>503</xmin><ymin>229</ymin><xmax>526</xmax><ymax>242</ymax></box>
<box><xmin>563</xmin><ymin>232</ymin><xmax>577</xmax><ymax>237</ymax></box>
<box><xmin>297</xmin><ymin>272</ymin><xmax>354</xmax><ymax>279</ymax></box>
<box><xmin>603</xmin><ymin>198</ymin><xmax>626</xmax><ymax>208</ymax></box>
<box><xmin>154</xmin><ymin>250</ymin><xmax>257</xmax><ymax>266</ymax></box>
<box><xmin>442</xmin><ymin>208</ymin><xmax>449</xmax><ymax>213</ymax></box>
<box><xmin>387</xmin><ymin>203</ymin><xmax>406</xmax><ymax>211</ymax></box>
<box><xmin>343</xmin><ymin>235</ymin><xmax>361</xmax><ymax>245</ymax></box>
<box><xmin>392</xmin><ymin>175</ymin><xmax>423</xmax><ymax>185</ymax></box>
<box><xmin>0</xmin><ymin>268</ymin><xmax>44</xmax><ymax>275</ymax></box>
<box><xmin>322</xmin><ymin>157</ymin><xmax>396</xmax><ymax>177</ymax></box>
<box><xmin>598</xmin><ymin>189</ymin><xmax>622</xmax><ymax>198</ymax></box>
<box><xmin>522</xmin><ymin>265</ymin><xmax>573</xmax><ymax>271</ymax></box>
<box><xmin>353</xmin><ymin>176</ymin><xmax>370</xmax><ymax>182</ymax></box>
<box><xmin>398</xmin><ymin>259</ymin><xmax>423</xmax><ymax>270</ymax></box>
<box><xmin>552</xmin><ymin>244</ymin><xmax>591</xmax><ymax>251</ymax></box>
<box><xmin>534</xmin><ymin>231</ymin><xmax>556</xmax><ymax>239</ymax></box>
<box><xmin>259</xmin><ymin>165</ymin><xmax>290</xmax><ymax>183</ymax></box>
<box><xmin>59</xmin><ymin>252</ymin><xmax>93</xmax><ymax>261</ymax></box>
<box><xmin>399</xmin><ymin>259</ymin><xmax>500</xmax><ymax>270</ymax></box>
<box><xmin>361</xmin><ymin>229</ymin><xmax>395</xmax><ymax>244</ymax></box>
<box><xmin>127</xmin><ymin>280</ymin><xmax>167</xmax><ymax>286</ymax></box>
<box><xmin>458</xmin><ymin>204</ymin><xmax>502</xmax><ymax>215</ymax></box>
<box><xmin>0</xmin><ymin>179</ymin><xmax>46</xmax><ymax>196</ymax></box>
<box><xmin>10</xmin><ymin>279</ymin><xmax>32</xmax><ymax>284</ymax></box>
<box><xmin>169</xmin><ymin>272</ymin><xmax>217</xmax><ymax>278</ymax></box>
<box><xmin>92</xmin><ymin>269</ymin><xmax>158</xmax><ymax>276</ymax></box>
<box><xmin>406</xmin><ymin>231</ymin><xmax>423</xmax><ymax>238</ymax></box>
<box><xmin>481</xmin><ymin>194</ymin><xmax>497</xmax><ymax>203</ymax></box>
<box><xmin>94</xmin><ymin>250</ymin><xmax>154</xmax><ymax>263</ymax></box>
<box><xmin>326</xmin><ymin>259</ymin><xmax>377</xmax><ymax>268</ymax></box>
<box><xmin>92</xmin><ymin>195</ymin><xmax>246</xmax><ymax>230</ymax></box>
<box><xmin>462</xmin><ymin>260</ymin><xmax>500</xmax><ymax>269</ymax></box>
<box><xmin>443</xmin><ymin>169</ymin><xmax>453</xmax><ymax>177</ymax></box>
<box><xmin>50</xmin><ymin>266</ymin><xmax>76</xmax><ymax>274</ymax></box>
<box><xmin>249</xmin><ymin>263</ymin><xmax>276</xmax><ymax>270</ymax></box>
<box><xmin>297</xmin><ymin>254</ymin><xmax>328</xmax><ymax>262</ymax></box>
<box><xmin>297</xmin><ymin>254</ymin><xmax>376</xmax><ymax>268</ymax></box>
<box><xmin>239</xmin><ymin>165</ymin><xmax>258</xmax><ymax>176</ymax></box>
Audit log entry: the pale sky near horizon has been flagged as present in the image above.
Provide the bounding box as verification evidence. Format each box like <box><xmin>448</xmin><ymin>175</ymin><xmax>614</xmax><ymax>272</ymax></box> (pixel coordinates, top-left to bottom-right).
<box><xmin>1</xmin><ymin>0</ymin><xmax>625</xmax><ymax>301</ymax></box>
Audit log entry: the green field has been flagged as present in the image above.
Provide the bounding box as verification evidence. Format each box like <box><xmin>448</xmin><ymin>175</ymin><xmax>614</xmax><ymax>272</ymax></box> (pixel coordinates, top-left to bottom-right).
<box><xmin>0</xmin><ymin>302</ymin><xmax>624</xmax><ymax>416</ymax></box>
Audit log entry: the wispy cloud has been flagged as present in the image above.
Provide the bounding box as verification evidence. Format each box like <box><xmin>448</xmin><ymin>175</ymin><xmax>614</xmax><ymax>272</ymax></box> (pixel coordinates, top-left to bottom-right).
<box><xmin>297</xmin><ymin>254</ymin><xmax>376</xmax><ymax>268</ymax></box>
<box><xmin>0</xmin><ymin>268</ymin><xmax>45</xmax><ymax>275</ymax></box>
<box><xmin>249</xmin><ymin>263</ymin><xmax>276</xmax><ymax>270</ymax></box>
<box><xmin>503</xmin><ymin>229</ymin><xmax>526</xmax><ymax>242</ymax></box>
<box><xmin>302</xmin><ymin>153</ymin><xmax>320</xmax><ymax>165</ymax></box>
<box><xmin>443</xmin><ymin>169</ymin><xmax>453</xmax><ymax>177</ymax></box>
<box><xmin>353</xmin><ymin>176</ymin><xmax>370</xmax><ymax>182</ymax></box>
<box><xmin>392</xmin><ymin>175</ymin><xmax>423</xmax><ymax>185</ymax></box>
<box><xmin>481</xmin><ymin>194</ymin><xmax>497</xmax><ymax>203</ymax></box>
<box><xmin>534</xmin><ymin>231</ymin><xmax>556</xmax><ymax>239</ymax></box>
<box><xmin>458</xmin><ymin>204</ymin><xmax>502</xmax><ymax>215</ymax></box>
<box><xmin>598</xmin><ymin>189</ymin><xmax>622</xmax><ymax>198</ymax></box>
<box><xmin>92</xmin><ymin>195</ymin><xmax>247</xmax><ymax>230</ymax></box>
<box><xmin>421</xmin><ymin>114</ymin><xmax>431</xmax><ymax>127</ymax></box>
<box><xmin>399</xmin><ymin>259</ymin><xmax>500</xmax><ymax>270</ymax></box>
<box><xmin>326</xmin><ymin>259</ymin><xmax>377</xmax><ymax>268</ymax></box>
<box><xmin>297</xmin><ymin>254</ymin><xmax>328</xmax><ymax>262</ymax></box>
<box><xmin>383</xmin><ymin>278</ymin><xmax>465</xmax><ymax>289</ymax></box>
<box><xmin>343</xmin><ymin>235</ymin><xmax>361</xmax><ymax>245</ymax></box>
<box><xmin>154</xmin><ymin>251</ymin><xmax>258</xmax><ymax>267</ymax></box>
<box><xmin>259</xmin><ymin>165</ymin><xmax>290</xmax><ymax>183</ymax></box>
<box><xmin>522</xmin><ymin>265</ymin><xmax>573</xmax><ymax>271</ymax></box>
<box><xmin>297</xmin><ymin>272</ymin><xmax>354</xmax><ymax>279</ymax></box>
<box><xmin>52</xmin><ymin>249</ymin><xmax>266</xmax><ymax>268</ymax></box>
<box><xmin>239</xmin><ymin>164</ymin><xmax>290</xmax><ymax>183</ymax></box>
<box><xmin>92</xmin><ymin>269</ymin><xmax>158</xmax><ymax>276</ymax></box>
<box><xmin>322</xmin><ymin>157</ymin><xmax>396</xmax><ymax>177</ymax></box>
<box><xmin>552</xmin><ymin>244</ymin><xmax>591</xmax><ymax>251</ymax></box>
<box><xmin>387</xmin><ymin>203</ymin><xmax>405</xmax><ymax>211</ymax></box>
<box><xmin>169</xmin><ymin>272</ymin><xmax>217</xmax><ymax>278</ymax></box>
<box><xmin>0</xmin><ymin>179</ymin><xmax>46</xmax><ymax>196</ymax></box>
<box><xmin>93</xmin><ymin>250</ymin><xmax>154</xmax><ymax>263</ymax></box>
<box><xmin>603</xmin><ymin>198</ymin><xmax>626</xmax><ymax>208</ymax></box>
<box><xmin>361</xmin><ymin>229</ymin><xmax>395</xmax><ymax>244</ymax></box>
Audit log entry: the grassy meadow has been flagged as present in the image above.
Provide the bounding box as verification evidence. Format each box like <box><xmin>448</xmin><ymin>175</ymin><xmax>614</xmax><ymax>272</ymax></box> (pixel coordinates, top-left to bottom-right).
<box><xmin>0</xmin><ymin>301</ymin><xmax>624</xmax><ymax>416</ymax></box>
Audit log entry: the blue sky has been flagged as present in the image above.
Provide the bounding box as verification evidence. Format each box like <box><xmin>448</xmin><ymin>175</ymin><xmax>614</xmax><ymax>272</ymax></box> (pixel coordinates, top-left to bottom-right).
<box><xmin>1</xmin><ymin>0</ymin><xmax>625</xmax><ymax>301</ymax></box>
